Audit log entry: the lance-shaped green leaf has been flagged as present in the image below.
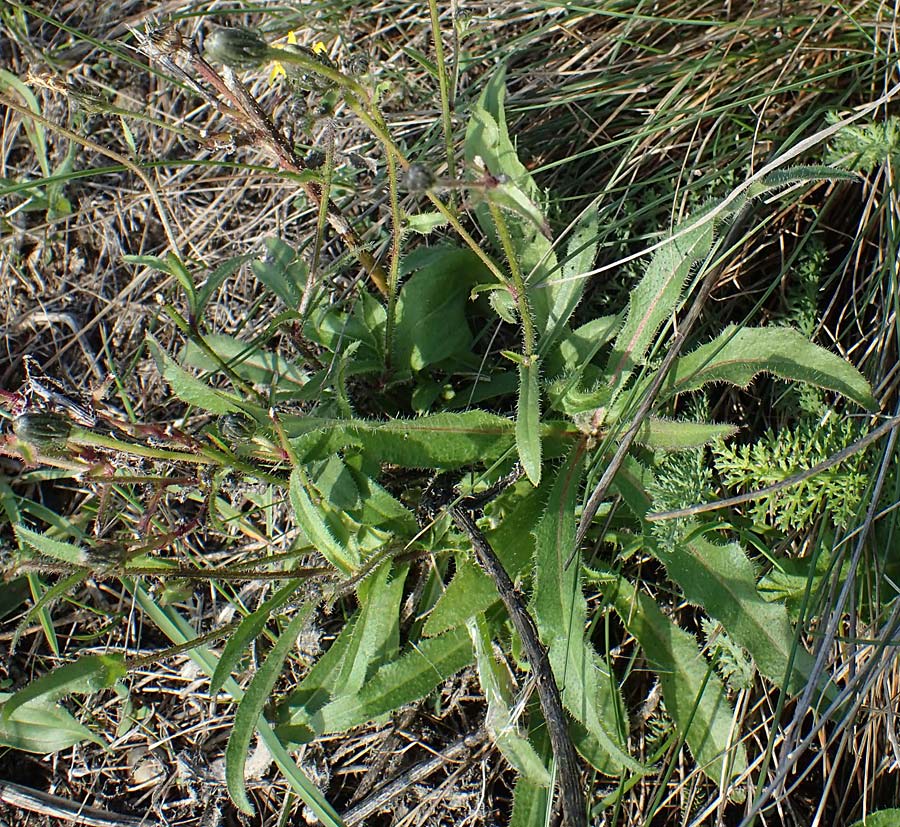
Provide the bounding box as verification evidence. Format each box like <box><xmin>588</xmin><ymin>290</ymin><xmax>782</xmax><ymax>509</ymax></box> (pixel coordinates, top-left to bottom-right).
<box><xmin>516</xmin><ymin>361</ymin><xmax>542</xmax><ymax>485</ymax></box>
<box><xmin>284</xmin><ymin>410</ymin><xmax>518</xmax><ymax>469</ymax></box>
<box><xmin>606</xmin><ymin>575</ymin><xmax>748</xmax><ymax>791</ymax></box>
<box><xmin>509</xmin><ymin>699</ymin><xmax>554</xmax><ymax>827</ymax></box>
<box><xmin>330</xmin><ymin>561</ymin><xmax>407</xmax><ymax>698</ymax></box>
<box><xmin>311</xmin><ymin>627</ymin><xmax>473</xmax><ymax>733</ymax></box>
<box><xmin>226</xmin><ymin>602</ymin><xmax>315</xmax><ymax>815</ymax></box>
<box><xmin>2</xmin><ymin>654</ymin><xmax>127</xmax><ymax>722</ymax></box>
<box><xmin>289</xmin><ymin>468</ymin><xmax>358</xmax><ymax>574</ymax></box>
<box><xmin>659</xmin><ymin>325</ymin><xmax>877</xmax><ymax>410</ymax></box>
<box><xmin>537</xmin><ymin>204</ymin><xmax>600</xmax><ymax>355</ymax></box>
<box><xmin>210</xmin><ymin>580</ymin><xmax>304</xmax><ymax>695</ymax></box>
<box><xmin>634</xmin><ymin>418</ymin><xmax>739</xmax><ymax>451</ymax></box>
<box><xmin>606</xmin><ymin>201</ymin><xmax>718</xmax><ymax>392</ymax></box>
<box><xmin>14</xmin><ymin>524</ymin><xmax>86</xmax><ymax>566</ymax></box>
<box><xmin>147</xmin><ymin>335</ymin><xmax>239</xmax><ymax>415</ymax></box>
<box><xmin>532</xmin><ymin>450</ymin><xmax>637</xmax><ymax>771</ymax></box>
<box><xmin>614</xmin><ymin>458</ymin><xmax>830</xmax><ymax>698</ymax></box>
<box><xmin>470</xmin><ymin>615</ymin><xmax>551</xmax><ymax>787</ymax></box>
<box><xmin>0</xmin><ymin>695</ymin><xmax>104</xmax><ymax>752</ymax></box>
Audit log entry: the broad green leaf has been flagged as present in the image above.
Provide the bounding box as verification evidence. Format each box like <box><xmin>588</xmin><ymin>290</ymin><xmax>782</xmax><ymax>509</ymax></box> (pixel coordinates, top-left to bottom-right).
<box><xmin>210</xmin><ymin>580</ymin><xmax>303</xmax><ymax>695</ymax></box>
<box><xmin>0</xmin><ymin>695</ymin><xmax>103</xmax><ymax>752</ymax></box>
<box><xmin>252</xmin><ymin>236</ymin><xmax>307</xmax><ymax>308</ymax></box>
<box><xmin>634</xmin><ymin>418</ymin><xmax>739</xmax><ymax>451</ymax></box>
<box><xmin>147</xmin><ymin>335</ymin><xmax>239</xmax><ymax>415</ymax></box>
<box><xmin>516</xmin><ymin>361</ymin><xmax>542</xmax><ymax>485</ymax></box>
<box><xmin>284</xmin><ymin>410</ymin><xmax>518</xmax><ymax>470</ymax></box>
<box><xmin>289</xmin><ymin>468</ymin><xmax>358</xmax><ymax>574</ymax></box>
<box><xmin>14</xmin><ymin>524</ymin><xmax>86</xmax><ymax>566</ymax></box>
<box><xmin>226</xmin><ymin>603</ymin><xmax>315</xmax><ymax>815</ymax></box>
<box><xmin>470</xmin><ymin>616</ymin><xmax>550</xmax><ymax>787</ymax></box>
<box><xmin>182</xmin><ymin>334</ymin><xmax>308</xmax><ymax>396</ymax></box>
<box><xmin>607</xmin><ymin>202</ymin><xmax>718</xmax><ymax>391</ymax></box>
<box><xmin>392</xmin><ymin>246</ymin><xmax>485</xmax><ymax>372</ymax></box>
<box><xmin>532</xmin><ymin>450</ymin><xmax>637</xmax><ymax>772</ymax></box>
<box><xmin>537</xmin><ymin>204</ymin><xmax>599</xmax><ymax>353</ymax></box>
<box><xmin>849</xmin><ymin>809</ymin><xmax>900</xmax><ymax>827</ymax></box>
<box><xmin>615</xmin><ymin>459</ymin><xmax>829</xmax><ymax>698</ymax></box>
<box><xmin>2</xmin><ymin>654</ymin><xmax>127</xmax><ymax>722</ymax></box>
<box><xmin>424</xmin><ymin>479</ymin><xmax>548</xmax><ymax>637</ymax></box>
<box><xmin>276</xmin><ymin>614</ymin><xmax>362</xmax><ymax>739</ymax></box>
<box><xmin>660</xmin><ymin>325</ymin><xmax>877</xmax><ymax>410</ymax></box>
<box><xmin>311</xmin><ymin>627</ymin><xmax>473</xmax><ymax>733</ymax></box>
<box><xmin>606</xmin><ymin>575</ymin><xmax>748</xmax><ymax>791</ymax></box>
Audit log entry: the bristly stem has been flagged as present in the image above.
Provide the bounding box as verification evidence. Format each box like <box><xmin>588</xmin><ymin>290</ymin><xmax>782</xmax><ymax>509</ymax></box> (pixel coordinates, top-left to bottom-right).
<box><xmin>383</xmin><ymin>143</ymin><xmax>403</xmax><ymax>369</ymax></box>
<box><xmin>427</xmin><ymin>0</ymin><xmax>457</xmax><ymax>203</ymax></box>
<box><xmin>489</xmin><ymin>201</ymin><xmax>535</xmax><ymax>359</ymax></box>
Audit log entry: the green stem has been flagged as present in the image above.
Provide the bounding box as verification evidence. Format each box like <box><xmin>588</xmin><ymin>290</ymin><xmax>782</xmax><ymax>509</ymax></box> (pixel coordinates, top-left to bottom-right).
<box><xmin>489</xmin><ymin>201</ymin><xmax>535</xmax><ymax>358</ymax></box>
<box><xmin>427</xmin><ymin>0</ymin><xmax>457</xmax><ymax>191</ymax></box>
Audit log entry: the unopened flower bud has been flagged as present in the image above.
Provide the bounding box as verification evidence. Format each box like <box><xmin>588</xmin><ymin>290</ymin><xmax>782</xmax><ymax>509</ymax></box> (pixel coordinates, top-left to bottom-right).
<box><xmin>403</xmin><ymin>164</ymin><xmax>436</xmax><ymax>192</ymax></box>
<box><xmin>204</xmin><ymin>27</ymin><xmax>271</xmax><ymax>69</ymax></box>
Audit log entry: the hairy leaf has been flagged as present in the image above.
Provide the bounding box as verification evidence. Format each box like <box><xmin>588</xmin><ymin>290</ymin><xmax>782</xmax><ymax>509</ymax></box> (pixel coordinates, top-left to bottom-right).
<box><xmin>226</xmin><ymin>604</ymin><xmax>315</xmax><ymax>815</ymax></box>
<box><xmin>532</xmin><ymin>449</ymin><xmax>637</xmax><ymax>771</ymax></box>
<box><xmin>634</xmin><ymin>418</ymin><xmax>739</xmax><ymax>451</ymax></box>
<box><xmin>470</xmin><ymin>616</ymin><xmax>550</xmax><ymax>786</ymax></box>
<box><xmin>0</xmin><ymin>695</ymin><xmax>103</xmax><ymax>752</ymax></box>
<box><xmin>311</xmin><ymin>628</ymin><xmax>472</xmax><ymax>733</ymax></box>
<box><xmin>606</xmin><ymin>575</ymin><xmax>748</xmax><ymax>791</ymax></box>
<box><xmin>660</xmin><ymin>325</ymin><xmax>877</xmax><ymax>410</ymax></box>
<box><xmin>289</xmin><ymin>468</ymin><xmax>358</xmax><ymax>574</ymax></box>
<box><xmin>517</xmin><ymin>361</ymin><xmax>542</xmax><ymax>485</ymax></box>
<box><xmin>147</xmin><ymin>335</ymin><xmax>239</xmax><ymax>415</ymax></box>
<box><xmin>2</xmin><ymin>654</ymin><xmax>126</xmax><ymax>722</ymax></box>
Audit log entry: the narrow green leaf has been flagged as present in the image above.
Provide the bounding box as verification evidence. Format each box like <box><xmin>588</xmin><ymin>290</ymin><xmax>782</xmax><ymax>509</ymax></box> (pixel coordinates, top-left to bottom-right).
<box><xmin>332</xmin><ymin>561</ymin><xmax>408</xmax><ymax>697</ymax></box>
<box><xmin>0</xmin><ymin>695</ymin><xmax>103</xmax><ymax>753</ymax></box>
<box><xmin>195</xmin><ymin>254</ymin><xmax>254</xmax><ymax>316</ymax></box>
<box><xmin>516</xmin><ymin>361</ymin><xmax>542</xmax><ymax>485</ymax></box>
<box><xmin>661</xmin><ymin>325</ymin><xmax>877</xmax><ymax>410</ymax></box>
<box><xmin>14</xmin><ymin>524</ymin><xmax>86</xmax><ymax>566</ymax></box>
<box><xmin>607</xmin><ymin>202</ymin><xmax>718</xmax><ymax>390</ymax></box>
<box><xmin>607</xmin><ymin>575</ymin><xmax>748</xmax><ymax>791</ymax></box>
<box><xmin>2</xmin><ymin>654</ymin><xmax>127</xmax><ymax>722</ymax></box>
<box><xmin>210</xmin><ymin>580</ymin><xmax>304</xmax><ymax>695</ymax></box>
<box><xmin>284</xmin><ymin>410</ymin><xmax>517</xmax><ymax>470</ymax></box>
<box><xmin>470</xmin><ymin>616</ymin><xmax>551</xmax><ymax>786</ymax></box>
<box><xmin>289</xmin><ymin>468</ymin><xmax>358</xmax><ymax>574</ymax></box>
<box><xmin>532</xmin><ymin>450</ymin><xmax>637</xmax><ymax>772</ymax></box>
<box><xmin>147</xmin><ymin>335</ymin><xmax>239</xmax><ymax>415</ymax></box>
<box><xmin>225</xmin><ymin>603</ymin><xmax>315</xmax><ymax>815</ymax></box>
<box><xmin>312</xmin><ymin>627</ymin><xmax>473</xmax><ymax>733</ymax></box>
<box><xmin>537</xmin><ymin>204</ymin><xmax>599</xmax><ymax>353</ymax></box>
<box><xmin>509</xmin><ymin>699</ymin><xmax>553</xmax><ymax>827</ymax></box>
<box><xmin>635</xmin><ymin>418</ymin><xmax>739</xmax><ymax>451</ymax></box>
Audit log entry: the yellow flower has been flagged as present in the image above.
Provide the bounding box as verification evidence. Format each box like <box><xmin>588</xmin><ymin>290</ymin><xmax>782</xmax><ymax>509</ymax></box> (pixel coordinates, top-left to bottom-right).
<box><xmin>269</xmin><ymin>32</ymin><xmax>330</xmax><ymax>84</ymax></box>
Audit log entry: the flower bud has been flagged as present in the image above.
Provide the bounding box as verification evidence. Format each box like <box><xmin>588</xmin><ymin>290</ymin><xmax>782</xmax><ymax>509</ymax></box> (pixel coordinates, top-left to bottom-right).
<box><xmin>204</xmin><ymin>27</ymin><xmax>271</xmax><ymax>69</ymax></box>
<box><xmin>403</xmin><ymin>164</ymin><xmax>436</xmax><ymax>192</ymax></box>
<box><xmin>14</xmin><ymin>413</ymin><xmax>72</xmax><ymax>448</ymax></box>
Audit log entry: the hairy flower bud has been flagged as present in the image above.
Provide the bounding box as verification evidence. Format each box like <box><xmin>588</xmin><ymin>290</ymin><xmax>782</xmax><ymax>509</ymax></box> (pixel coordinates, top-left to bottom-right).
<box><xmin>14</xmin><ymin>413</ymin><xmax>72</xmax><ymax>448</ymax></box>
<box><xmin>204</xmin><ymin>27</ymin><xmax>271</xmax><ymax>69</ymax></box>
<box><xmin>403</xmin><ymin>164</ymin><xmax>436</xmax><ymax>192</ymax></box>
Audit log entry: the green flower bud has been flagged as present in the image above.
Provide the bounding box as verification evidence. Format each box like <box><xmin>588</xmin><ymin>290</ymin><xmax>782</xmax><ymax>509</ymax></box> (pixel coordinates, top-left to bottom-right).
<box><xmin>14</xmin><ymin>413</ymin><xmax>72</xmax><ymax>448</ymax></box>
<box><xmin>204</xmin><ymin>27</ymin><xmax>271</xmax><ymax>69</ymax></box>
